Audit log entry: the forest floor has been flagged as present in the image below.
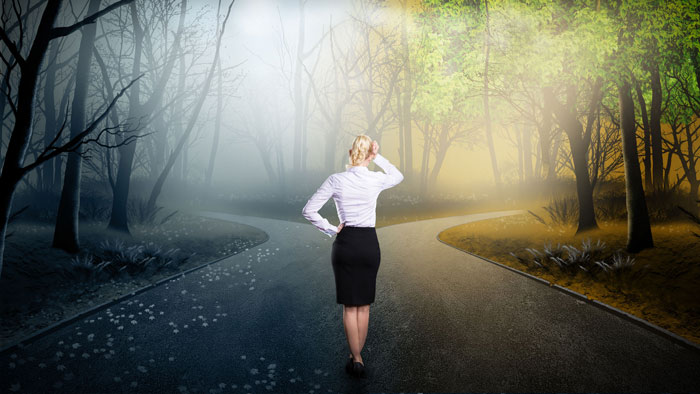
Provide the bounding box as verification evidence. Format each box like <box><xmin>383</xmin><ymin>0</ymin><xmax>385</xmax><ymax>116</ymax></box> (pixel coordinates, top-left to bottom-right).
<box><xmin>0</xmin><ymin>213</ymin><xmax>268</xmax><ymax>348</ymax></box>
<box><xmin>438</xmin><ymin>213</ymin><xmax>700</xmax><ymax>345</ymax></box>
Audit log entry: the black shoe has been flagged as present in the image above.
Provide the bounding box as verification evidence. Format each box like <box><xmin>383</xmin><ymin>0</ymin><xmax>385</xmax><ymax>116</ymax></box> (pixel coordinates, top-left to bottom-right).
<box><xmin>352</xmin><ymin>361</ymin><xmax>366</xmax><ymax>378</ymax></box>
<box><xmin>345</xmin><ymin>355</ymin><xmax>354</xmax><ymax>375</ymax></box>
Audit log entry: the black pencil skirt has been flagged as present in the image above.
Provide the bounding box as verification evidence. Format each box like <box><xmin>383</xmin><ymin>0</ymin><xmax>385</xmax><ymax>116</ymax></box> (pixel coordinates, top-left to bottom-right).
<box><xmin>331</xmin><ymin>226</ymin><xmax>381</xmax><ymax>306</ymax></box>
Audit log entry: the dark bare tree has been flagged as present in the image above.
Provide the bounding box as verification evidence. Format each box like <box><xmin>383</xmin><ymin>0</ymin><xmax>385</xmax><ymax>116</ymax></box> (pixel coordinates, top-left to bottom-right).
<box><xmin>53</xmin><ymin>0</ymin><xmax>102</xmax><ymax>253</ymax></box>
<box><xmin>145</xmin><ymin>0</ymin><xmax>235</xmax><ymax>212</ymax></box>
<box><xmin>0</xmin><ymin>0</ymin><xmax>137</xmax><ymax>278</ymax></box>
<box><xmin>107</xmin><ymin>0</ymin><xmax>186</xmax><ymax>233</ymax></box>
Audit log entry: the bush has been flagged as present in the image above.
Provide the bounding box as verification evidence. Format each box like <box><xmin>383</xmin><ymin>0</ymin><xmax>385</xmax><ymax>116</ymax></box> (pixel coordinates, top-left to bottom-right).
<box><xmin>510</xmin><ymin>238</ymin><xmax>645</xmax><ymax>284</ymax></box>
<box><xmin>647</xmin><ymin>189</ymin><xmax>695</xmax><ymax>222</ymax></box>
<box><xmin>127</xmin><ymin>197</ymin><xmax>178</xmax><ymax>225</ymax></box>
<box><xmin>10</xmin><ymin>189</ymin><xmax>60</xmax><ymax>221</ymax></box>
<box><xmin>595</xmin><ymin>191</ymin><xmax>627</xmax><ymax>222</ymax></box>
<box><xmin>542</xmin><ymin>196</ymin><xmax>578</xmax><ymax>225</ymax></box>
<box><xmin>56</xmin><ymin>239</ymin><xmax>192</xmax><ymax>282</ymax></box>
<box><xmin>79</xmin><ymin>193</ymin><xmax>111</xmax><ymax>222</ymax></box>
<box><xmin>534</xmin><ymin>188</ymin><xmax>694</xmax><ymax>226</ymax></box>
<box><xmin>62</xmin><ymin>254</ymin><xmax>112</xmax><ymax>282</ymax></box>
<box><xmin>97</xmin><ymin>239</ymin><xmax>189</xmax><ymax>277</ymax></box>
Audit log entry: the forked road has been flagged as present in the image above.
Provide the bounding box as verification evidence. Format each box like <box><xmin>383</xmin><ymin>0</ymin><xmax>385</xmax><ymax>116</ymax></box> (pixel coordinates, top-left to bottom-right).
<box><xmin>2</xmin><ymin>210</ymin><xmax>700</xmax><ymax>393</ymax></box>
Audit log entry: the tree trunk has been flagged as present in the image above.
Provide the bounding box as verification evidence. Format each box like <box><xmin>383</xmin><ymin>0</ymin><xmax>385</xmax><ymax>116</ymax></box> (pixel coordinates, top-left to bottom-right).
<box><xmin>396</xmin><ymin>83</ymin><xmax>405</xmax><ymax>171</ymax></box>
<box><xmin>292</xmin><ymin>0</ymin><xmax>305</xmax><ymax>173</ymax></box>
<box><xmin>257</xmin><ymin>144</ymin><xmax>277</xmax><ymax>184</ymax></box>
<box><xmin>690</xmin><ymin>45</ymin><xmax>700</xmax><ymax>96</ymax></box>
<box><xmin>428</xmin><ymin>124</ymin><xmax>449</xmax><ymax>189</ymax></box>
<box><xmin>324</xmin><ymin>117</ymin><xmax>339</xmax><ymax>171</ymax></box>
<box><xmin>618</xmin><ymin>80</ymin><xmax>653</xmax><ymax>253</ymax></box>
<box><xmin>400</xmin><ymin>0</ymin><xmax>413</xmax><ymax>182</ymax></box>
<box><xmin>0</xmin><ymin>0</ymin><xmax>133</xmax><ymax>277</ymax></box>
<box><xmin>0</xmin><ymin>181</ymin><xmax>19</xmax><ymax>280</ymax></box>
<box><xmin>0</xmin><ymin>74</ymin><xmax>6</xmax><ymax>158</ymax></box>
<box><xmin>108</xmin><ymin>2</ymin><xmax>143</xmax><ymax>233</ymax></box>
<box><xmin>0</xmin><ymin>0</ymin><xmax>64</xmax><ymax>279</ymax></box>
<box><xmin>146</xmin><ymin>1</ymin><xmax>233</xmax><ymax>212</ymax></box>
<box><xmin>685</xmin><ymin>123</ymin><xmax>699</xmax><ymax>206</ymax></box>
<box><xmin>538</xmin><ymin>100</ymin><xmax>556</xmax><ymax>182</ymax></box>
<box><xmin>649</xmin><ymin>62</ymin><xmax>664</xmax><ymax>191</ymax></box>
<box><xmin>205</xmin><ymin>59</ymin><xmax>223</xmax><ymax>189</ymax></box>
<box><xmin>482</xmin><ymin>0</ymin><xmax>500</xmax><ymax>186</ymax></box>
<box><xmin>173</xmin><ymin>48</ymin><xmax>187</xmax><ymax>182</ymax></box>
<box><xmin>51</xmin><ymin>72</ymin><xmax>75</xmax><ymax>193</ymax></box>
<box><xmin>419</xmin><ymin>122</ymin><xmax>431</xmax><ymax>197</ymax></box>
<box><xmin>543</xmin><ymin>86</ymin><xmax>598</xmax><ymax>233</ymax></box>
<box><xmin>516</xmin><ymin>124</ymin><xmax>524</xmax><ymax>183</ymax></box>
<box><xmin>523</xmin><ymin>123</ymin><xmax>533</xmax><ymax>181</ymax></box>
<box><xmin>634</xmin><ymin>79</ymin><xmax>652</xmax><ymax>191</ymax></box>
<box><xmin>108</xmin><ymin>0</ymin><xmax>185</xmax><ymax>232</ymax></box>
<box><xmin>41</xmin><ymin>41</ymin><xmax>60</xmax><ymax>191</ymax></box>
<box><xmin>274</xmin><ymin>109</ymin><xmax>286</xmax><ymax>196</ymax></box>
<box><xmin>149</xmin><ymin>111</ymin><xmax>167</xmax><ymax>180</ymax></box>
<box><xmin>53</xmin><ymin>0</ymin><xmax>101</xmax><ymax>253</ymax></box>
<box><xmin>534</xmin><ymin>136</ymin><xmax>542</xmax><ymax>180</ymax></box>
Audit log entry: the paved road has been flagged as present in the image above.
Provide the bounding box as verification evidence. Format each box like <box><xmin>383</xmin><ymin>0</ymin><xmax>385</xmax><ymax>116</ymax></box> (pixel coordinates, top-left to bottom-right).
<box><xmin>2</xmin><ymin>210</ymin><xmax>700</xmax><ymax>393</ymax></box>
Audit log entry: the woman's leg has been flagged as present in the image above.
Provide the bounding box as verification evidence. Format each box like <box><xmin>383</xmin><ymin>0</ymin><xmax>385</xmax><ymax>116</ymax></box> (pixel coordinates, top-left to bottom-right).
<box><xmin>343</xmin><ymin>305</ymin><xmax>362</xmax><ymax>363</ymax></box>
<box><xmin>357</xmin><ymin>305</ymin><xmax>370</xmax><ymax>355</ymax></box>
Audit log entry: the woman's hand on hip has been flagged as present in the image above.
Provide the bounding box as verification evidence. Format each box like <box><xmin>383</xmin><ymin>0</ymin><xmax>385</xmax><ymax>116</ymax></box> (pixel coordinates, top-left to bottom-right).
<box><xmin>337</xmin><ymin>222</ymin><xmax>344</xmax><ymax>233</ymax></box>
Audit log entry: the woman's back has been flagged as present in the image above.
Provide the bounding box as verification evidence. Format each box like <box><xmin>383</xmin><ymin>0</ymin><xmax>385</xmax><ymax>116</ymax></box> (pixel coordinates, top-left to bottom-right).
<box><xmin>302</xmin><ymin>153</ymin><xmax>403</xmax><ymax>236</ymax></box>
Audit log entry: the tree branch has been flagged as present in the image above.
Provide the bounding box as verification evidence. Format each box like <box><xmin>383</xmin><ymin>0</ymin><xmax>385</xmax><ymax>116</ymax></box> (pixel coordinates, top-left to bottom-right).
<box><xmin>0</xmin><ymin>27</ymin><xmax>26</xmax><ymax>66</ymax></box>
<box><xmin>50</xmin><ymin>0</ymin><xmax>134</xmax><ymax>39</ymax></box>
<box><xmin>21</xmin><ymin>74</ymin><xmax>142</xmax><ymax>174</ymax></box>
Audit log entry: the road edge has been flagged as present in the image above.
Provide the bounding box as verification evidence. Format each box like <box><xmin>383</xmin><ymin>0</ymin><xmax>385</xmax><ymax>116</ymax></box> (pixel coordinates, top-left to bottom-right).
<box><xmin>0</xmin><ymin>228</ymin><xmax>270</xmax><ymax>356</ymax></box>
<box><xmin>435</xmin><ymin>229</ymin><xmax>700</xmax><ymax>354</ymax></box>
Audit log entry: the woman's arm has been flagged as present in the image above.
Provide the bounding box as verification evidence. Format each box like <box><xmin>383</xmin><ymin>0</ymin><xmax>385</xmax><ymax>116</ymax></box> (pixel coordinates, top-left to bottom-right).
<box><xmin>373</xmin><ymin>153</ymin><xmax>404</xmax><ymax>189</ymax></box>
<box><xmin>302</xmin><ymin>175</ymin><xmax>339</xmax><ymax>237</ymax></box>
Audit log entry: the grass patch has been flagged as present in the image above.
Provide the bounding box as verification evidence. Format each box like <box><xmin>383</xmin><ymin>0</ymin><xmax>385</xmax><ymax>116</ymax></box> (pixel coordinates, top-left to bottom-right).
<box><xmin>438</xmin><ymin>213</ymin><xmax>700</xmax><ymax>345</ymax></box>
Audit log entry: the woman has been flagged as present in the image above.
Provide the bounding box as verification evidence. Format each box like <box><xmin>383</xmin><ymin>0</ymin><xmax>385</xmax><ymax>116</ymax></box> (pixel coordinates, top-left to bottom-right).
<box><xmin>301</xmin><ymin>134</ymin><xmax>404</xmax><ymax>378</ymax></box>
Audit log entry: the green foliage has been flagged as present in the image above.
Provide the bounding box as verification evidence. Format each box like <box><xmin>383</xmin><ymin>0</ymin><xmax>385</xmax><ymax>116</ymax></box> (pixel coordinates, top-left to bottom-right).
<box><xmin>412</xmin><ymin>0</ymin><xmax>700</xmax><ymax>113</ymax></box>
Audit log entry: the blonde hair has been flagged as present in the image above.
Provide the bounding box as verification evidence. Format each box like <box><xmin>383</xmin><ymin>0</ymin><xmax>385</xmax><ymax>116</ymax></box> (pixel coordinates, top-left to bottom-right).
<box><xmin>347</xmin><ymin>134</ymin><xmax>372</xmax><ymax>169</ymax></box>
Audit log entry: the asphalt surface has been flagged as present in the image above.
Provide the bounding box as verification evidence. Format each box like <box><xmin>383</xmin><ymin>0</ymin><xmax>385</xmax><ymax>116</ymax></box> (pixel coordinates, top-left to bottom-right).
<box><xmin>2</xmin><ymin>210</ymin><xmax>700</xmax><ymax>393</ymax></box>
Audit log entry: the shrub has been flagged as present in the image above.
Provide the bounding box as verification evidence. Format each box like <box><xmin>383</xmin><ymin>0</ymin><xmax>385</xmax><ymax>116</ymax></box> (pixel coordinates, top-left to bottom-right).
<box><xmin>127</xmin><ymin>197</ymin><xmax>178</xmax><ymax>225</ymax></box>
<box><xmin>79</xmin><ymin>194</ymin><xmax>111</xmax><ymax>222</ymax></box>
<box><xmin>595</xmin><ymin>191</ymin><xmax>627</xmax><ymax>221</ymax></box>
<box><xmin>10</xmin><ymin>189</ymin><xmax>60</xmax><ymax>221</ymax></box>
<box><xmin>542</xmin><ymin>196</ymin><xmax>578</xmax><ymax>225</ymax></box>
<box><xmin>95</xmin><ymin>239</ymin><xmax>190</xmax><ymax>278</ymax></box>
<box><xmin>62</xmin><ymin>254</ymin><xmax>112</xmax><ymax>282</ymax></box>
<box><xmin>510</xmin><ymin>238</ymin><xmax>643</xmax><ymax>283</ymax></box>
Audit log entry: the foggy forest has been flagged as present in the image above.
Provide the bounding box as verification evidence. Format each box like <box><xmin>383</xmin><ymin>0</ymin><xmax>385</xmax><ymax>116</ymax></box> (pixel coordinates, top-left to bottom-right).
<box><xmin>1</xmin><ymin>0</ymin><xmax>700</xmax><ymax>393</ymax></box>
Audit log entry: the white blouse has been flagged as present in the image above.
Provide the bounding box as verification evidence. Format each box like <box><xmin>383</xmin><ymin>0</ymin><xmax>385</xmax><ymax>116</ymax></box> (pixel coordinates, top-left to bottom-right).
<box><xmin>302</xmin><ymin>153</ymin><xmax>404</xmax><ymax>237</ymax></box>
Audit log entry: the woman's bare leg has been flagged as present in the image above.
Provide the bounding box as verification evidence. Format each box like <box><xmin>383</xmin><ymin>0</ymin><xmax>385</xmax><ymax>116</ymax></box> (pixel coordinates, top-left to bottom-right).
<box><xmin>343</xmin><ymin>305</ymin><xmax>362</xmax><ymax>363</ymax></box>
<box><xmin>357</xmin><ymin>305</ymin><xmax>370</xmax><ymax>356</ymax></box>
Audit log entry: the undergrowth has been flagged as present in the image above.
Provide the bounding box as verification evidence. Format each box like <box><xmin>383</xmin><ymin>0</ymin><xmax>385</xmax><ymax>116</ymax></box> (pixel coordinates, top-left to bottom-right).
<box><xmin>510</xmin><ymin>238</ymin><xmax>647</xmax><ymax>289</ymax></box>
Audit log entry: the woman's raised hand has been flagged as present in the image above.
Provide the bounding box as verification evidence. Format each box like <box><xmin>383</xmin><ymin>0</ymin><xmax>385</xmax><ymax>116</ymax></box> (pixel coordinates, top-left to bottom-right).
<box><xmin>369</xmin><ymin>141</ymin><xmax>379</xmax><ymax>160</ymax></box>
